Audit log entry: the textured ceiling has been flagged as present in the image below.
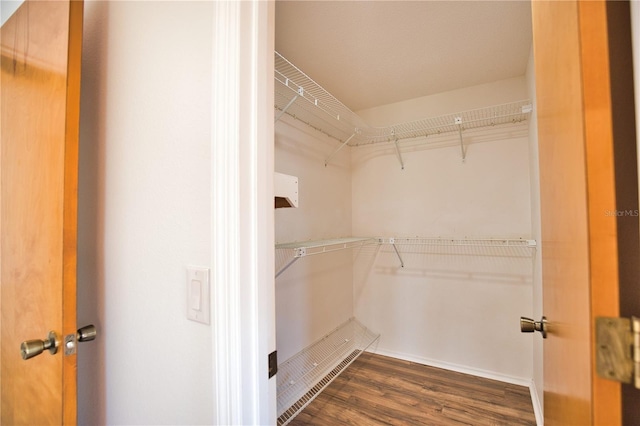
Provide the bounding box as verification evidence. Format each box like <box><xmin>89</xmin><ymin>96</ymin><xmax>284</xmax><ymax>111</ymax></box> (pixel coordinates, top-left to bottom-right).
<box><xmin>275</xmin><ymin>1</ymin><xmax>532</xmax><ymax>111</ymax></box>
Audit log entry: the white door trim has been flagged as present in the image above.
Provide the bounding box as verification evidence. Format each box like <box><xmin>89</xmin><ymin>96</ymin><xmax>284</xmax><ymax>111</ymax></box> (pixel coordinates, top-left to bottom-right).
<box><xmin>210</xmin><ymin>1</ymin><xmax>275</xmax><ymax>424</ymax></box>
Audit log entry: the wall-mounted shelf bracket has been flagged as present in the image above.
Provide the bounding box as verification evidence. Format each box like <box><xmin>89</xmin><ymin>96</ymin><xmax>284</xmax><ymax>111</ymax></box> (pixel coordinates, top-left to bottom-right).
<box><xmin>275</xmin><ymin>257</ymin><xmax>300</xmax><ymax>279</ymax></box>
<box><xmin>393</xmin><ymin>139</ymin><xmax>405</xmax><ymax>170</ymax></box>
<box><xmin>325</xmin><ymin>132</ymin><xmax>357</xmax><ymax>167</ymax></box>
<box><xmin>455</xmin><ymin>117</ymin><xmax>466</xmax><ymax>162</ymax></box>
<box><xmin>275</xmin><ymin>87</ymin><xmax>304</xmax><ymax>123</ymax></box>
<box><xmin>389</xmin><ymin>238</ymin><xmax>404</xmax><ymax>267</ymax></box>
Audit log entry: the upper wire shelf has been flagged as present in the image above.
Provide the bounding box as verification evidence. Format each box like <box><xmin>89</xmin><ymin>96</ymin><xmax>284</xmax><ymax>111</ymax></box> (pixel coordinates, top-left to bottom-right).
<box><xmin>274</xmin><ymin>51</ymin><xmax>532</xmax><ymax>148</ymax></box>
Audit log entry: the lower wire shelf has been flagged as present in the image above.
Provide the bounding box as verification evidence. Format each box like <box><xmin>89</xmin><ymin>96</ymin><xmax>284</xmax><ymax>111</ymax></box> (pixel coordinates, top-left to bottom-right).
<box><xmin>276</xmin><ymin>318</ymin><xmax>380</xmax><ymax>426</ymax></box>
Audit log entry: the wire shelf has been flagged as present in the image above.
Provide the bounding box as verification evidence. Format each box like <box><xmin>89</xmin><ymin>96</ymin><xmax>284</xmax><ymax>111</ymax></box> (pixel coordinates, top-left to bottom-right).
<box><xmin>379</xmin><ymin>238</ymin><xmax>536</xmax><ymax>266</ymax></box>
<box><xmin>379</xmin><ymin>237</ymin><xmax>536</xmax><ymax>248</ymax></box>
<box><xmin>274</xmin><ymin>237</ymin><xmax>377</xmax><ymax>279</ymax></box>
<box><xmin>275</xmin><ymin>52</ymin><xmax>369</xmax><ymax>144</ymax></box>
<box><xmin>276</xmin><ymin>237</ymin><xmax>377</xmax><ymax>257</ymax></box>
<box><xmin>274</xmin><ymin>51</ymin><xmax>532</xmax><ymax>148</ymax></box>
<box><xmin>355</xmin><ymin>100</ymin><xmax>532</xmax><ymax>146</ymax></box>
<box><xmin>276</xmin><ymin>318</ymin><xmax>380</xmax><ymax>425</ymax></box>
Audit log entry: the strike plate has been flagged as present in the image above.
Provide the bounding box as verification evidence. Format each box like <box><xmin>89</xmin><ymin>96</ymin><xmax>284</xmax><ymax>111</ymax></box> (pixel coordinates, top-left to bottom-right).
<box><xmin>64</xmin><ymin>334</ymin><xmax>77</xmax><ymax>356</ymax></box>
<box><xmin>595</xmin><ymin>317</ymin><xmax>640</xmax><ymax>388</ymax></box>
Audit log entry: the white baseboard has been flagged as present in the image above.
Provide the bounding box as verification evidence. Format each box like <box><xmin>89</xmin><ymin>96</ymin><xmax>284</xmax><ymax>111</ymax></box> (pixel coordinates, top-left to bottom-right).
<box><xmin>529</xmin><ymin>379</ymin><xmax>544</xmax><ymax>425</ymax></box>
<box><xmin>367</xmin><ymin>347</ymin><xmax>532</xmax><ymax>387</ymax></box>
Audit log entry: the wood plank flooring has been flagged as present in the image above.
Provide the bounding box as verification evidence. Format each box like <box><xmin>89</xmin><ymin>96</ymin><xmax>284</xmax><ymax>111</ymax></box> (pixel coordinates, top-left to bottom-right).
<box><xmin>288</xmin><ymin>352</ymin><xmax>536</xmax><ymax>426</ymax></box>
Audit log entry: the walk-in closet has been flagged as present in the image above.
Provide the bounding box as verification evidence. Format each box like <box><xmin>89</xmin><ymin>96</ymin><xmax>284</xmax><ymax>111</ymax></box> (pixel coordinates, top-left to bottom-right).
<box><xmin>273</xmin><ymin>2</ymin><xmax>541</xmax><ymax>424</ymax></box>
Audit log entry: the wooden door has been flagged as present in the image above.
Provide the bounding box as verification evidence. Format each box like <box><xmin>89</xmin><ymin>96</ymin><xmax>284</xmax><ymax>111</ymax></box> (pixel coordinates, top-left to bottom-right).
<box><xmin>532</xmin><ymin>0</ymin><xmax>637</xmax><ymax>424</ymax></box>
<box><xmin>1</xmin><ymin>1</ymin><xmax>83</xmax><ymax>424</ymax></box>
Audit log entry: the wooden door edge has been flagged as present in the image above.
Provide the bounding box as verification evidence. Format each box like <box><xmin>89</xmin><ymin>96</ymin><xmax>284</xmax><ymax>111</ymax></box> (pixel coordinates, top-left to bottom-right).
<box><xmin>578</xmin><ymin>1</ymin><xmax>622</xmax><ymax>425</ymax></box>
<box><xmin>62</xmin><ymin>1</ymin><xmax>84</xmax><ymax>424</ymax></box>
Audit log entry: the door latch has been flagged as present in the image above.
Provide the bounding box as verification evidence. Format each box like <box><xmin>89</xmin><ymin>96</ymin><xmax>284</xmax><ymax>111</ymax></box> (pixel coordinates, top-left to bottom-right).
<box><xmin>64</xmin><ymin>324</ymin><xmax>98</xmax><ymax>356</ymax></box>
<box><xmin>595</xmin><ymin>316</ymin><xmax>640</xmax><ymax>389</ymax></box>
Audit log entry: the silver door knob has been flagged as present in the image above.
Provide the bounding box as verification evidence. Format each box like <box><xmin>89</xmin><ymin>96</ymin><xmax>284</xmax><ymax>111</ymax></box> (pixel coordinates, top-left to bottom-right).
<box><xmin>20</xmin><ymin>331</ymin><xmax>59</xmax><ymax>360</ymax></box>
<box><xmin>77</xmin><ymin>324</ymin><xmax>97</xmax><ymax>342</ymax></box>
<box><xmin>520</xmin><ymin>316</ymin><xmax>547</xmax><ymax>338</ymax></box>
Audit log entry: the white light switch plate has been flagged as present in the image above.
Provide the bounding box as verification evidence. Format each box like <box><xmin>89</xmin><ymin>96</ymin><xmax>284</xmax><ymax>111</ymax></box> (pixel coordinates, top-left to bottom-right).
<box><xmin>187</xmin><ymin>266</ymin><xmax>210</xmax><ymax>325</ymax></box>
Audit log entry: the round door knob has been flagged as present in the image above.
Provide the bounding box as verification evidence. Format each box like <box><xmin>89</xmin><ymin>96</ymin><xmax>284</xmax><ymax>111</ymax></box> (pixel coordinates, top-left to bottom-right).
<box><xmin>77</xmin><ymin>324</ymin><xmax>97</xmax><ymax>342</ymax></box>
<box><xmin>520</xmin><ymin>316</ymin><xmax>547</xmax><ymax>338</ymax></box>
<box><xmin>20</xmin><ymin>331</ymin><xmax>59</xmax><ymax>360</ymax></box>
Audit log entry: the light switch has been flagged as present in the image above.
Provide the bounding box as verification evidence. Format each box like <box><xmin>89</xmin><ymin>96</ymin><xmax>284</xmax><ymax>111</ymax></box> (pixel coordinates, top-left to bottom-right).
<box><xmin>190</xmin><ymin>279</ymin><xmax>202</xmax><ymax>310</ymax></box>
<box><xmin>187</xmin><ymin>266</ymin><xmax>210</xmax><ymax>324</ymax></box>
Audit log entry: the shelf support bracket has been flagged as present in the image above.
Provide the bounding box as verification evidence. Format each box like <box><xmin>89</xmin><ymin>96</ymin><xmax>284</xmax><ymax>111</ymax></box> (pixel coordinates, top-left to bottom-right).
<box><xmin>394</xmin><ymin>139</ymin><xmax>405</xmax><ymax>170</ymax></box>
<box><xmin>325</xmin><ymin>132</ymin><xmax>356</xmax><ymax>167</ymax></box>
<box><xmin>389</xmin><ymin>238</ymin><xmax>404</xmax><ymax>268</ymax></box>
<box><xmin>275</xmin><ymin>257</ymin><xmax>300</xmax><ymax>279</ymax></box>
<box><xmin>275</xmin><ymin>87</ymin><xmax>303</xmax><ymax>123</ymax></box>
<box><xmin>456</xmin><ymin>117</ymin><xmax>466</xmax><ymax>162</ymax></box>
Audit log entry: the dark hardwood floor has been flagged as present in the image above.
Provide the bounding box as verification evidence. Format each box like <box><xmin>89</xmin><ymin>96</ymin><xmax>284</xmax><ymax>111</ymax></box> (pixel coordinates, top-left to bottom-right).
<box><xmin>288</xmin><ymin>352</ymin><xmax>536</xmax><ymax>426</ymax></box>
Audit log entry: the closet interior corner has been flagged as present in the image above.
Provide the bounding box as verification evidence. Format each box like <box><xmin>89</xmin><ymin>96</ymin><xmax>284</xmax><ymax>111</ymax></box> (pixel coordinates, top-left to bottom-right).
<box><xmin>274</xmin><ymin>2</ymin><xmax>538</xmax><ymax>424</ymax></box>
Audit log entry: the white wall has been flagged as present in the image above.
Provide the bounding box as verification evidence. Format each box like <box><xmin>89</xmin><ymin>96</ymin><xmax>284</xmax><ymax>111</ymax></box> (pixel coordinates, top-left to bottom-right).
<box><xmin>78</xmin><ymin>2</ymin><xmax>214</xmax><ymax>424</ymax></box>
<box><xmin>274</xmin><ymin>115</ymin><xmax>353</xmax><ymax>362</ymax></box>
<box><xmin>350</xmin><ymin>78</ymin><xmax>535</xmax><ymax>384</ymax></box>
